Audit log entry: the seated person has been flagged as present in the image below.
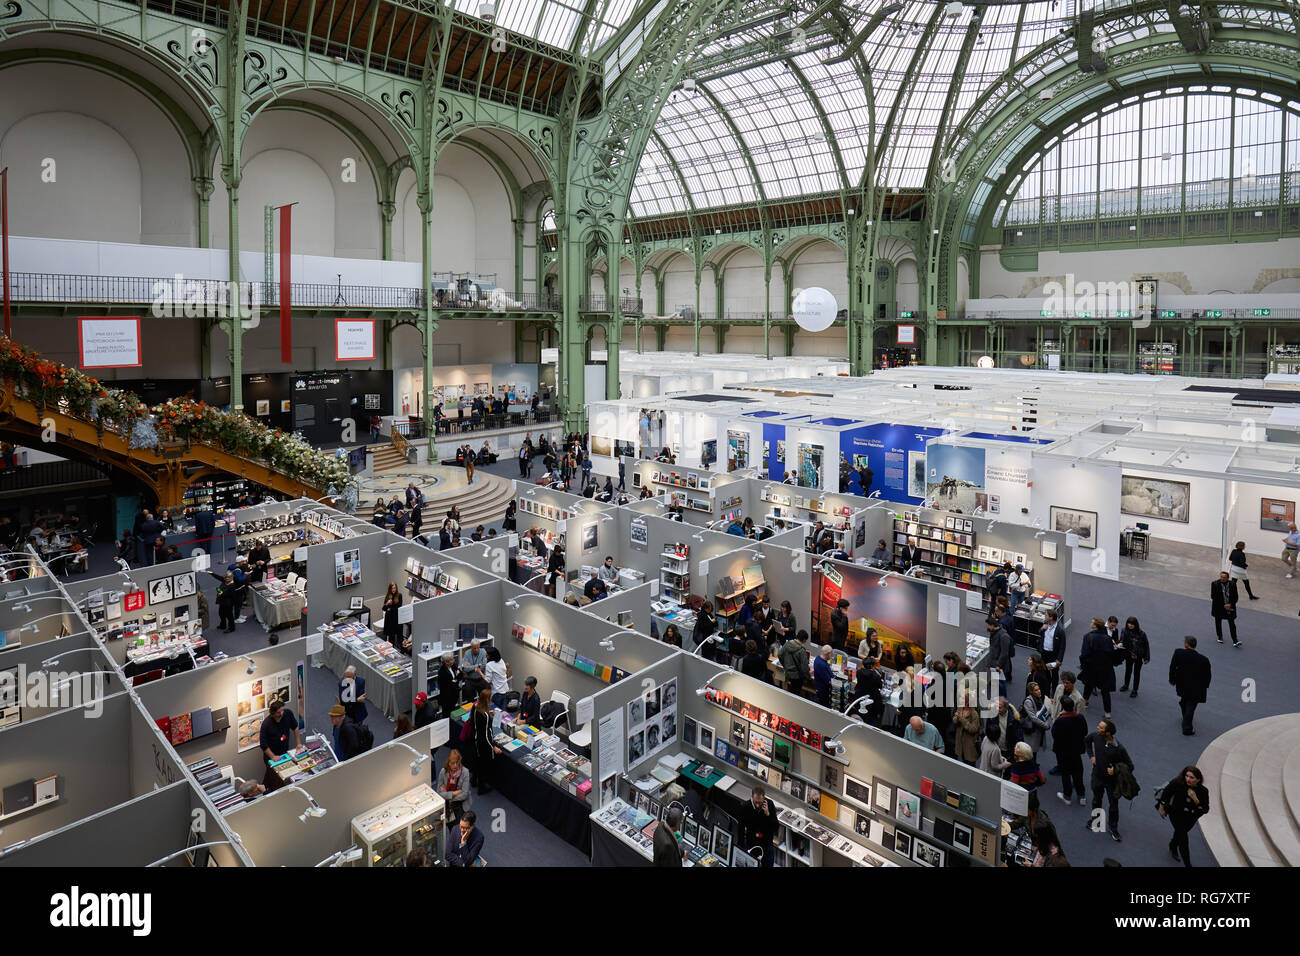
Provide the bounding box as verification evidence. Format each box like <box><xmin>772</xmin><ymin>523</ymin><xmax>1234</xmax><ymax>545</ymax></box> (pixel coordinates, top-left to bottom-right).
<box><xmin>583</xmin><ymin>572</ymin><xmax>603</xmax><ymax>601</ymax></box>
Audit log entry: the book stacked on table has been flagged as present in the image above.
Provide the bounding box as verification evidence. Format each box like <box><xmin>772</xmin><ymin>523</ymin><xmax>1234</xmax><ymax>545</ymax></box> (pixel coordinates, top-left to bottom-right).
<box><xmin>188</xmin><ymin>757</ymin><xmax>244</xmax><ymax>813</ymax></box>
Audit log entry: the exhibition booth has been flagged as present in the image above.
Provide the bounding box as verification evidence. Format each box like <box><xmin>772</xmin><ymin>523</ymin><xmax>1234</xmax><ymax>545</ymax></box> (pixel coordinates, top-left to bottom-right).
<box><xmin>586</xmin><ymin>650</ymin><xmax>1006</xmax><ymax>867</ymax></box>
<box><xmin>0</xmin><ymin>630</ymin><xmax>124</xmax><ymax>730</ymax></box>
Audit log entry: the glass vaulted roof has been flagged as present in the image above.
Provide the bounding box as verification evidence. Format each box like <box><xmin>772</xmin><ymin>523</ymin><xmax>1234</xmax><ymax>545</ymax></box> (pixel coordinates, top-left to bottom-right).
<box><xmin>626</xmin><ymin>0</ymin><xmax>1288</xmax><ymax>218</ymax></box>
<box><xmin>452</xmin><ymin>0</ymin><xmax>643</xmax><ymax>53</ymax></box>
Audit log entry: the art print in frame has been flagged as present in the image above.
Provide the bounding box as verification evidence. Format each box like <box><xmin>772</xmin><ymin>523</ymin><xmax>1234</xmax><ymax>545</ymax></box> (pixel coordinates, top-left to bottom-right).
<box><xmin>952</xmin><ymin>820</ymin><xmax>973</xmax><ymax>854</ymax></box>
<box><xmin>1260</xmin><ymin>497</ymin><xmax>1296</xmax><ymax>533</ymax></box>
<box><xmin>171</xmin><ymin>571</ymin><xmax>197</xmax><ymax>598</ymax></box>
<box><xmin>911</xmin><ymin>837</ymin><xmax>945</xmax><ymax>868</ymax></box>
<box><xmin>895</xmin><ymin>788</ymin><xmax>921</xmax><ymax>827</ymax></box>
<box><xmin>698</xmin><ymin>722</ymin><xmax>715</xmax><ymax>753</ymax></box>
<box><xmin>146</xmin><ymin>576</ymin><xmax>173</xmax><ymax>605</ymax></box>
<box><xmin>1049</xmin><ymin>506</ymin><xmax>1098</xmax><ymax>549</ymax></box>
<box><xmin>1120</xmin><ymin>474</ymin><xmax>1190</xmax><ymax>524</ymax></box>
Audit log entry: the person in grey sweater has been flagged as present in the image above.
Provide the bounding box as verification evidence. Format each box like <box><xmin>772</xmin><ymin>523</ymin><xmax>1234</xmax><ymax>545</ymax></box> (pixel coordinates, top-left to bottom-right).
<box><xmin>435</xmin><ymin>748</ymin><xmax>473</xmax><ymax>824</ymax></box>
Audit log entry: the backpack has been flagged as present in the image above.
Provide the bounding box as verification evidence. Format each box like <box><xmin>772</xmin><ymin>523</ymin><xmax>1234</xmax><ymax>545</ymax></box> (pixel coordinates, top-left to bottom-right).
<box><xmin>354</xmin><ymin>719</ymin><xmax>375</xmax><ymax>754</ymax></box>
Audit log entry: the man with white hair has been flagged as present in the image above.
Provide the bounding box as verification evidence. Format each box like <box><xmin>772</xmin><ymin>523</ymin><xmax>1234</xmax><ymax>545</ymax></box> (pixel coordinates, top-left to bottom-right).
<box><xmin>339</xmin><ymin>665</ymin><xmax>368</xmax><ymax>723</ymax></box>
<box><xmin>437</xmin><ymin>650</ymin><xmax>459</xmax><ymax>718</ymax></box>
<box><xmin>813</xmin><ymin>644</ymin><xmax>835</xmax><ymax>708</ymax></box>
<box><xmin>460</xmin><ymin>639</ymin><xmax>488</xmax><ymax>696</ymax></box>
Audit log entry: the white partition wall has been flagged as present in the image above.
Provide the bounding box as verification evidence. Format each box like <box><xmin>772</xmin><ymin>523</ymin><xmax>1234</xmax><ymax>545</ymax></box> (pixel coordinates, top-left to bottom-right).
<box><xmin>1029</xmin><ymin>457</ymin><xmax>1123</xmax><ymax>580</ymax></box>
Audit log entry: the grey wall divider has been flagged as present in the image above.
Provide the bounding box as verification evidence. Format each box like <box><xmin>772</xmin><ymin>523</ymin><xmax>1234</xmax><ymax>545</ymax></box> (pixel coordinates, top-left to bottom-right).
<box><xmin>224</xmin><ymin>735</ymin><xmax>440</xmax><ymax>867</ymax></box>
<box><xmin>132</xmin><ymin>638</ymin><xmax>312</xmax><ymax>788</ymax></box>
<box><xmin>0</xmin><ymin>632</ymin><xmax>124</xmax><ymax>723</ymax></box>
<box><xmin>0</xmin><ymin>691</ymin><xmax>134</xmax><ymax>845</ymax></box>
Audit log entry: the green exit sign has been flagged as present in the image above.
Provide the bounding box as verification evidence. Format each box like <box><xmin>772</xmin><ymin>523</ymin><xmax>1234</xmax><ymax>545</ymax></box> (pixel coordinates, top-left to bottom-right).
<box><xmin>1205</xmin><ymin>309</ymin><xmax>1223</xmax><ymax>318</ymax></box>
<box><xmin>1159</xmin><ymin>310</ymin><xmax>1178</xmax><ymax>318</ymax></box>
<box><xmin>1077</xmin><ymin>311</ymin><xmax>1093</xmax><ymax>319</ymax></box>
<box><xmin>1115</xmin><ymin>310</ymin><xmax>1131</xmax><ymax>318</ymax></box>
<box><xmin>899</xmin><ymin>311</ymin><xmax>914</xmax><ymax>318</ymax></box>
<box><xmin>1039</xmin><ymin>310</ymin><xmax>1054</xmax><ymax>317</ymax></box>
<box><xmin>1254</xmin><ymin>308</ymin><xmax>1271</xmax><ymax>317</ymax></box>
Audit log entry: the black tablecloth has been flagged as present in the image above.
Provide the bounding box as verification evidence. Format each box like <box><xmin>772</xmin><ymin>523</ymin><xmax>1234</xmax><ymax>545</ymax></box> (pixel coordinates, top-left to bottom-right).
<box><xmin>591</xmin><ymin>821</ymin><xmax>651</xmax><ymax>867</ymax></box>
<box><xmin>449</xmin><ymin>718</ymin><xmax>592</xmax><ymax>855</ymax></box>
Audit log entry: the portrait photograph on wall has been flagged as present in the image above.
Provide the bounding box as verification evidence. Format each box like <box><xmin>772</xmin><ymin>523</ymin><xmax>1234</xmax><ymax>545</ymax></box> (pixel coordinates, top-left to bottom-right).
<box><xmin>925</xmin><ymin>444</ymin><xmax>987</xmax><ymax>514</ymax></box>
<box><xmin>1120</xmin><ymin>474</ymin><xmax>1190</xmax><ymax>523</ymax></box>
<box><xmin>590</xmin><ymin>435</ymin><xmax>613</xmax><ymax>457</ymax></box>
<box><xmin>810</xmin><ymin>562</ymin><xmax>926</xmax><ymax>664</ymax></box>
<box><xmin>1260</xmin><ymin>497</ymin><xmax>1295</xmax><ymax>533</ymax></box>
<box><xmin>1050</xmin><ymin>506</ymin><xmax>1098</xmax><ymax>549</ymax></box>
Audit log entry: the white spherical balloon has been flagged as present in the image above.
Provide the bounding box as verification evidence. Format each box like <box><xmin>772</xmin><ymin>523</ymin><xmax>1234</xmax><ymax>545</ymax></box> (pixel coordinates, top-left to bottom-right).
<box><xmin>791</xmin><ymin>287</ymin><xmax>838</xmax><ymax>332</ymax></box>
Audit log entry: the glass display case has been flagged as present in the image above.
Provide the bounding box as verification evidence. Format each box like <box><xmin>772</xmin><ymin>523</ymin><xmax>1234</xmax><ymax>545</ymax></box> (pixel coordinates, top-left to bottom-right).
<box><xmin>349</xmin><ymin>784</ymin><xmax>445</xmax><ymax>867</ymax></box>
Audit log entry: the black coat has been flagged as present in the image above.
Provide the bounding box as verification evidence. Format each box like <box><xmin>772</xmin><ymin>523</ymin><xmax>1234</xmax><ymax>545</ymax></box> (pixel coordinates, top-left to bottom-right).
<box><xmin>1210</xmin><ymin>579</ymin><xmax>1238</xmax><ymax>619</ymax></box>
<box><xmin>1050</xmin><ymin>711</ymin><xmax>1087</xmax><ymax>758</ymax></box>
<box><xmin>989</xmin><ymin>627</ymin><xmax>1014</xmax><ymax>680</ymax></box>
<box><xmin>1121</xmin><ymin>626</ymin><xmax>1150</xmax><ymax>662</ymax></box>
<box><xmin>1078</xmin><ymin>628</ymin><xmax>1116</xmax><ymax>691</ymax></box>
<box><xmin>1036</xmin><ymin>619</ymin><xmax>1067</xmax><ymax>662</ymax></box>
<box><xmin>652</xmin><ymin>824</ymin><xmax>682</xmax><ymax>866</ymax></box>
<box><xmin>1162</xmin><ymin>776</ymin><xmax>1211</xmax><ymax>823</ymax></box>
<box><xmin>829</xmin><ymin>608</ymin><xmax>849</xmax><ymax>650</ymax></box>
<box><xmin>1169</xmin><ymin>646</ymin><xmax>1211</xmax><ymax>703</ymax></box>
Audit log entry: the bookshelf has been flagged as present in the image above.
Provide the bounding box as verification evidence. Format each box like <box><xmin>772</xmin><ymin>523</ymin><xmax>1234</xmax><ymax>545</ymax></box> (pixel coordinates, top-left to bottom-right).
<box><xmin>714</xmin><ymin>566</ymin><xmax>767</xmax><ymax>647</ymax></box>
<box><xmin>659</xmin><ymin>543</ymin><xmax>690</xmax><ymax>606</ymax></box>
<box><xmin>759</xmin><ymin>488</ymin><xmax>857</xmax><ymax>554</ymax></box>
<box><xmin>892</xmin><ymin>514</ymin><xmax>991</xmax><ymax>592</ymax></box>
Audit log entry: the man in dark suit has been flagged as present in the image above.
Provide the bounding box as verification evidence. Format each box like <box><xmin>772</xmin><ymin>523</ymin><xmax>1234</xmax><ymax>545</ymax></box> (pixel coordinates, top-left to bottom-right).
<box><xmin>1036</xmin><ymin>609</ymin><xmax>1067</xmax><ymax>696</ymax></box>
<box><xmin>1169</xmin><ymin>636</ymin><xmax>1212</xmax><ymax>736</ymax></box>
<box><xmin>986</xmin><ymin>615</ymin><xmax>1014</xmax><ymax>700</ymax></box>
<box><xmin>193</xmin><ymin>507</ymin><xmax>216</xmax><ymax>555</ymax></box>
<box><xmin>447</xmin><ymin>810</ymin><xmax>485</xmax><ymax>867</ymax></box>
<box><xmin>653</xmin><ymin>806</ymin><xmax>684</xmax><ymax>866</ymax></box>
<box><xmin>1210</xmin><ymin>571</ymin><xmax>1241</xmax><ymax>647</ymax></box>
<box><xmin>739</xmin><ymin>785</ymin><xmax>777</xmax><ymax>867</ymax></box>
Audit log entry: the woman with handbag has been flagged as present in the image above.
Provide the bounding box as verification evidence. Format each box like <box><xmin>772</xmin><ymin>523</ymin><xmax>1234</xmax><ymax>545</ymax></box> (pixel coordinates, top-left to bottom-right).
<box><xmin>436</xmin><ymin>748</ymin><xmax>473</xmax><ymax>824</ymax></box>
<box><xmin>461</xmin><ymin>688</ymin><xmax>501</xmax><ymax>795</ymax></box>
<box><xmin>1021</xmin><ymin>682</ymin><xmax>1051</xmax><ymax>754</ymax></box>
<box><xmin>1158</xmin><ymin>765</ymin><xmax>1210</xmax><ymax>867</ymax></box>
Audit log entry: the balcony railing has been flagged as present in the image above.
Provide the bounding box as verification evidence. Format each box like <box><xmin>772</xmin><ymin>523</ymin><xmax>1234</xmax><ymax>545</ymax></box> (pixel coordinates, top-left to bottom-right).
<box><xmin>579</xmin><ymin>294</ymin><xmax>644</xmax><ymax>314</ymax></box>
<box><xmin>962</xmin><ymin>308</ymin><xmax>1300</xmax><ymax>321</ymax></box>
<box><xmin>8</xmin><ymin>273</ymin><xmax>562</xmax><ymax>314</ymax></box>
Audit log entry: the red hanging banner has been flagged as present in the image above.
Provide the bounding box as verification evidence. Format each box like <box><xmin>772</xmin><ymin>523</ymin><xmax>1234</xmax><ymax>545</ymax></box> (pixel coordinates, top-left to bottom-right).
<box><xmin>279</xmin><ymin>203</ymin><xmax>292</xmax><ymax>363</ymax></box>
<box><xmin>2</xmin><ymin>167</ymin><xmax>11</xmax><ymax>339</ymax></box>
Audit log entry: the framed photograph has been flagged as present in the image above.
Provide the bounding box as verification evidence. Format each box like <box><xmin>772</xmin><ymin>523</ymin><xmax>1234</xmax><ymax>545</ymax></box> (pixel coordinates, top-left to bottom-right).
<box><xmin>349</xmin><ymin>596</ymin><xmax>363</xmax><ymax>610</ymax></box>
<box><xmin>34</xmin><ymin>775</ymin><xmax>58</xmax><ymax>804</ymax></box>
<box><xmin>872</xmin><ymin>777</ymin><xmax>895</xmax><ymax>815</ymax></box>
<box><xmin>280</xmin><ymin>399</ymin><xmax>291</xmax><ymax>413</ymax></box>
<box><xmin>696</xmin><ymin>826</ymin><xmax>712</xmax><ymax>853</ymax></box>
<box><xmin>713</xmin><ymin>826</ymin><xmax>732</xmax><ymax>862</ymax></box>
<box><xmin>952</xmin><ymin>820</ymin><xmax>973</xmax><ymax>854</ymax></box>
<box><xmin>893</xmin><ymin>829</ymin><xmax>912</xmax><ymax>858</ymax></box>
<box><xmin>146</xmin><ymin>576</ymin><xmax>173</xmax><ymax>605</ymax></box>
<box><xmin>1050</xmin><ymin>506</ymin><xmax>1098</xmax><ymax>549</ymax></box>
<box><xmin>1120</xmin><ymin>474</ymin><xmax>1190</xmax><ymax>523</ymax></box>
<box><xmin>822</xmin><ymin>759</ymin><xmax>841</xmax><ymax>794</ymax></box>
<box><xmin>683</xmin><ymin>817</ymin><xmax>698</xmax><ymax>845</ymax></box>
<box><xmin>895</xmin><ymin>788</ymin><xmax>921</xmax><ymax>827</ymax></box>
<box><xmin>1261</xmin><ymin>497</ymin><xmax>1296</xmax><ymax>533</ymax></box>
<box><xmin>698</xmin><ymin>722</ymin><xmax>715</xmax><ymax>753</ymax></box>
<box><xmin>255</xmin><ymin>399</ymin><xmax>270</xmax><ymax>416</ymax></box>
<box><xmin>683</xmin><ymin>715</ymin><xmax>698</xmax><ymax>748</ymax></box>
<box><xmin>171</xmin><ymin>571</ymin><xmax>196</xmax><ymax>598</ymax></box>
<box><xmin>731</xmin><ymin>845</ymin><xmax>759</xmax><ymax>867</ymax></box>
<box><xmin>843</xmin><ymin>774</ymin><xmax>872</xmax><ymax>809</ymax></box>
<box><xmin>731</xmin><ymin>717</ymin><xmax>747</xmax><ymax>747</ymax></box>
<box><xmin>748</xmin><ymin>728</ymin><xmax>773</xmax><ymax>759</ymax></box>
<box><xmin>911</xmin><ymin>838</ymin><xmax>946</xmax><ymax>868</ymax></box>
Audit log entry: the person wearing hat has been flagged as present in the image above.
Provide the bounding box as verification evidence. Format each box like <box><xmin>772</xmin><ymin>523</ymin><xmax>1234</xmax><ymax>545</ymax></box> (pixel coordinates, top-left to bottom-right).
<box><xmin>412</xmin><ymin>691</ymin><xmax>437</xmax><ymax>729</ymax></box>
<box><xmin>228</xmin><ymin>555</ymin><xmax>250</xmax><ymax>624</ymax></box>
<box><xmin>1007</xmin><ymin>563</ymin><xmax>1031</xmax><ymax>614</ymax></box>
<box><xmin>329</xmin><ymin>703</ymin><xmax>365</xmax><ymax>761</ymax></box>
<box><xmin>259</xmin><ymin>699</ymin><xmax>302</xmax><ymax>791</ymax></box>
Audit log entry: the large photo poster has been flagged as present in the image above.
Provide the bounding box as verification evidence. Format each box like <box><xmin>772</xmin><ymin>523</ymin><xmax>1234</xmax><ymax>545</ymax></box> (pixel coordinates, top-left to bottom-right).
<box><xmin>925</xmin><ymin>444</ymin><xmax>987</xmax><ymax>513</ymax></box>
<box><xmin>1121</xmin><ymin>474</ymin><xmax>1190</xmax><ymax>523</ymax></box>
<box><xmin>798</xmin><ymin>443</ymin><xmax>824</xmax><ymax>489</ymax></box>
<box><xmin>810</xmin><ymin>563</ymin><xmax>926</xmax><ymax>665</ymax></box>
<box><xmin>627</xmin><ymin>677</ymin><xmax>678</xmax><ymax>770</ymax></box>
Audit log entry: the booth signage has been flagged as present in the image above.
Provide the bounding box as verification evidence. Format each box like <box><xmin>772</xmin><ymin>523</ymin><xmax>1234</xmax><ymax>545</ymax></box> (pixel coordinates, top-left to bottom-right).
<box><xmin>897</xmin><ymin>324</ymin><xmax>916</xmax><ymax>345</ymax></box>
<box><xmin>77</xmin><ymin>317</ymin><xmax>142</xmax><ymax>369</ymax></box>
<box><xmin>335</xmin><ymin>319</ymin><xmax>376</xmax><ymax>361</ymax></box>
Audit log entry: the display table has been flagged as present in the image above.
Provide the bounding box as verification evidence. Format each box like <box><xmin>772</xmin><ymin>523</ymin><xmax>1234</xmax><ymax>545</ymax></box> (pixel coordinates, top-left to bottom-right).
<box><xmin>311</xmin><ymin>623</ymin><xmax>412</xmax><ymax>720</ymax></box>
<box><xmin>449</xmin><ymin>716</ymin><xmax>593</xmax><ymax>855</ymax></box>
<box><xmin>249</xmin><ymin>583</ymin><xmax>306</xmax><ymax>631</ymax></box>
<box><xmin>590</xmin><ymin>815</ymin><xmax>652</xmax><ymax>867</ymax></box>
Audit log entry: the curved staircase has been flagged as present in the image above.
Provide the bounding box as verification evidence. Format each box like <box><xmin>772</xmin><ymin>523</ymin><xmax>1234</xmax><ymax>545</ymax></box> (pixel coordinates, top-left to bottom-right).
<box><xmin>1199</xmin><ymin>713</ymin><xmax>1300</xmax><ymax>866</ymax></box>
<box><xmin>356</xmin><ymin>469</ymin><xmax>515</xmax><ymax>530</ymax></box>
